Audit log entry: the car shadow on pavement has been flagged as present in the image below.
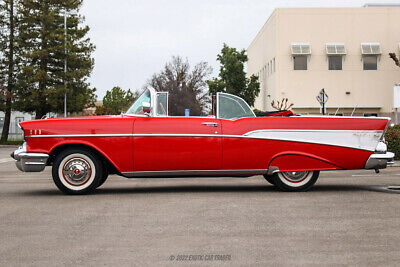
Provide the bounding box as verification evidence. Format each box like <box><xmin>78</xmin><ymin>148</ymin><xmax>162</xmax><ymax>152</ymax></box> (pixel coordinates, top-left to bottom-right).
<box><xmin>18</xmin><ymin>184</ymin><xmax>400</xmax><ymax>196</ymax></box>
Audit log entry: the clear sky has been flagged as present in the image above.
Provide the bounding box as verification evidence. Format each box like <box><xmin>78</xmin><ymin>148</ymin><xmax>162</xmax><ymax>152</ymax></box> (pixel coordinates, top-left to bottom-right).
<box><xmin>80</xmin><ymin>0</ymin><xmax>400</xmax><ymax>100</ymax></box>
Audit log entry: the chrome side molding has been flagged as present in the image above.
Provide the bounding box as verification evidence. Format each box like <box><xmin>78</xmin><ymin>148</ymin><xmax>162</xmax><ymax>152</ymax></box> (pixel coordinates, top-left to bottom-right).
<box><xmin>122</xmin><ymin>169</ymin><xmax>269</xmax><ymax>178</ymax></box>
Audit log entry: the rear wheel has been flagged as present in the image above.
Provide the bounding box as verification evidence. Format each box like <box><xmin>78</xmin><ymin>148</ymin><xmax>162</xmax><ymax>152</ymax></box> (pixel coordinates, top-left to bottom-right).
<box><xmin>273</xmin><ymin>171</ymin><xmax>319</xmax><ymax>192</ymax></box>
<box><xmin>52</xmin><ymin>148</ymin><xmax>103</xmax><ymax>195</ymax></box>
<box><xmin>263</xmin><ymin>174</ymin><xmax>276</xmax><ymax>185</ymax></box>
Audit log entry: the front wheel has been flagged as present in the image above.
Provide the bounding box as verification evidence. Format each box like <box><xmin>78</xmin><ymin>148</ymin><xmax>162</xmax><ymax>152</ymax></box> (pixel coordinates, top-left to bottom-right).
<box><xmin>52</xmin><ymin>148</ymin><xmax>103</xmax><ymax>195</ymax></box>
<box><xmin>273</xmin><ymin>171</ymin><xmax>320</xmax><ymax>192</ymax></box>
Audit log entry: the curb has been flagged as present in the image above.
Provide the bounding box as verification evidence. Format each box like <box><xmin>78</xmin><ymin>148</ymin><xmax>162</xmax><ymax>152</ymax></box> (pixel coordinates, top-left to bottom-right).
<box><xmin>389</xmin><ymin>161</ymin><xmax>400</xmax><ymax>167</ymax></box>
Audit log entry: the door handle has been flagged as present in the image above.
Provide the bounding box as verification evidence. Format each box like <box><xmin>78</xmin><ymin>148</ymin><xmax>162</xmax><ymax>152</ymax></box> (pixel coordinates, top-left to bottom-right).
<box><xmin>202</xmin><ymin>122</ymin><xmax>218</xmax><ymax>127</ymax></box>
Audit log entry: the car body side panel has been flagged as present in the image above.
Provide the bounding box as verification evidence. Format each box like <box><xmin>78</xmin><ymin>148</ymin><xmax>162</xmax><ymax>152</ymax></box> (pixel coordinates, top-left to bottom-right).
<box><xmin>221</xmin><ymin>137</ymin><xmax>371</xmax><ymax>170</ymax></box>
<box><xmin>21</xmin><ymin>116</ymin><xmax>134</xmax><ymax>173</ymax></box>
<box><xmin>220</xmin><ymin>116</ymin><xmax>387</xmax><ymax>171</ymax></box>
<box><xmin>132</xmin><ymin>117</ymin><xmax>222</xmax><ymax>171</ymax></box>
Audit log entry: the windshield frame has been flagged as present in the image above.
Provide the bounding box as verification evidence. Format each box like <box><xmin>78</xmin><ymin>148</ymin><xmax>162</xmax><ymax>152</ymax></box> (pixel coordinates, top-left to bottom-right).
<box><xmin>216</xmin><ymin>92</ymin><xmax>256</xmax><ymax>120</ymax></box>
<box><xmin>125</xmin><ymin>87</ymin><xmax>169</xmax><ymax>117</ymax></box>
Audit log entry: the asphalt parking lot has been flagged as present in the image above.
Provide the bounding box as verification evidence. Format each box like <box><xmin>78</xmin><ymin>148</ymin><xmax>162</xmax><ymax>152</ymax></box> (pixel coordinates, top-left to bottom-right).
<box><xmin>1</xmin><ymin>145</ymin><xmax>400</xmax><ymax>266</ymax></box>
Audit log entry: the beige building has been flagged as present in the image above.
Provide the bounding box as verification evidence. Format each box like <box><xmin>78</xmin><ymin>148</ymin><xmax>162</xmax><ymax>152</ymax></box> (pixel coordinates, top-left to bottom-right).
<box><xmin>248</xmin><ymin>6</ymin><xmax>400</xmax><ymax>117</ymax></box>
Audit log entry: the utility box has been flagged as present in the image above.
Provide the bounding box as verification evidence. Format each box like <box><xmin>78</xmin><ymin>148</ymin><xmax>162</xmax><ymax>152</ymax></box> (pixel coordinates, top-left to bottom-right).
<box><xmin>393</xmin><ymin>84</ymin><xmax>400</xmax><ymax>108</ymax></box>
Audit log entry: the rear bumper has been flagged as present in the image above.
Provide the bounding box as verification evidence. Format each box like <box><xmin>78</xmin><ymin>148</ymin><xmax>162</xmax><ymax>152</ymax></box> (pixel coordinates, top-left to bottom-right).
<box><xmin>364</xmin><ymin>152</ymin><xmax>395</xmax><ymax>170</ymax></box>
<box><xmin>11</xmin><ymin>142</ymin><xmax>49</xmax><ymax>172</ymax></box>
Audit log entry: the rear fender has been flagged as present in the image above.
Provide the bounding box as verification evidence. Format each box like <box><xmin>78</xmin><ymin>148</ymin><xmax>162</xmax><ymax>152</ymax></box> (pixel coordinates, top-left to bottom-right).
<box><xmin>268</xmin><ymin>152</ymin><xmax>343</xmax><ymax>172</ymax></box>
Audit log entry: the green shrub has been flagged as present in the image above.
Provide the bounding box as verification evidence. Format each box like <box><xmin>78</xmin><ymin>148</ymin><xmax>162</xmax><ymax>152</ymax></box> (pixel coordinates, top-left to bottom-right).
<box><xmin>385</xmin><ymin>125</ymin><xmax>400</xmax><ymax>160</ymax></box>
<box><xmin>0</xmin><ymin>140</ymin><xmax>24</xmax><ymax>146</ymax></box>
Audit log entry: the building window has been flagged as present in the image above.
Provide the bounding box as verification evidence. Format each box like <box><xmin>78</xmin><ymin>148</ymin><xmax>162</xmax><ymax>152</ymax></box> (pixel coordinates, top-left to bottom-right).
<box><xmin>291</xmin><ymin>43</ymin><xmax>310</xmax><ymax>71</ymax></box>
<box><xmin>293</xmin><ymin>56</ymin><xmax>307</xmax><ymax>70</ymax></box>
<box><xmin>361</xmin><ymin>42</ymin><xmax>381</xmax><ymax>70</ymax></box>
<box><xmin>329</xmin><ymin>56</ymin><xmax>342</xmax><ymax>70</ymax></box>
<box><xmin>326</xmin><ymin>43</ymin><xmax>346</xmax><ymax>70</ymax></box>
<box><xmin>363</xmin><ymin>113</ymin><xmax>378</xmax><ymax>117</ymax></box>
<box><xmin>363</xmin><ymin>55</ymin><xmax>378</xmax><ymax>70</ymax></box>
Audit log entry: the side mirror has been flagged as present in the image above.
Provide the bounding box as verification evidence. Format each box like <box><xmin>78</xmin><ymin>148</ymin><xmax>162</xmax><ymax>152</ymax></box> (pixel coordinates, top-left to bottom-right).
<box><xmin>142</xmin><ymin>102</ymin><xmax>151</xmax><ymax>114</ymax></box>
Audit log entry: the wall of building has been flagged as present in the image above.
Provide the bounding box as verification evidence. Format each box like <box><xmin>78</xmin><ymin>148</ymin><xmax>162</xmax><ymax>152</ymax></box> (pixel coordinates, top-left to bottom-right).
<box><xmin>249</xmin><ymin>7</ymin><xmax>400</xmax><ymax>115</ymax></box>
<box><xmin>248</xmin><ymin>10</ymin><xmax>278</xmax><ymax>111</ymax></box>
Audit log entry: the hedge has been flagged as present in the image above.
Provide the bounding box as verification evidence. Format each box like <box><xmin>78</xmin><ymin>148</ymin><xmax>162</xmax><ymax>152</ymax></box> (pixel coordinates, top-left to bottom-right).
<box><xmin>385</xmin><ymin>125</ymin><xmax>400</xmax><ymax>160</ymax></box>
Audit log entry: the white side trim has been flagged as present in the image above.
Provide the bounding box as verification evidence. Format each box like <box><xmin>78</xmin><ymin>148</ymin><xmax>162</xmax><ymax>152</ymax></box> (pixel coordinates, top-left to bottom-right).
<box><xmin>244</xmin><ymin>129</ymin><xmax>382</xmax><ymax>151</ymax></box>
<box><xmin>27</xmin><ymin>129</ymin><xmax>384</xmax><ymax>151</ymax></box>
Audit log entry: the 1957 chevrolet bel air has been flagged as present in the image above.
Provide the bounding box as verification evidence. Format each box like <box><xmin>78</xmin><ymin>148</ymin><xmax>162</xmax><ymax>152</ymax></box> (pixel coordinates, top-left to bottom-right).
<box><xmin>11</xmin><ymin>88</ymin><xmax>394</xmax><ymax>194</ymax></box>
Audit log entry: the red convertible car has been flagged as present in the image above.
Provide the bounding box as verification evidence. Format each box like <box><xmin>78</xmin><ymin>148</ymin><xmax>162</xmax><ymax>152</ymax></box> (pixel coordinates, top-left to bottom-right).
<box><xmin>12</xmin><ymin>88</ymin><xmax>394</xmax><ymax>194</ymax></box>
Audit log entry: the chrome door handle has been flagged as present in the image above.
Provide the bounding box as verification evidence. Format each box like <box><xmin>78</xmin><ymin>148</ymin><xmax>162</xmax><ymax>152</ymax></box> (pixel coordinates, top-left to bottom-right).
<box><xmin>202</xmin><ymin>122</ymin><xmax>218</xmax><ymax>127</ymax></box>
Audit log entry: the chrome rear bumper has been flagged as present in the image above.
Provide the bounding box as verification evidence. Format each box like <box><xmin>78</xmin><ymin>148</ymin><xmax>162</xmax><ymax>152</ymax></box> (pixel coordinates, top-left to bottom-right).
<box><xmin>365</xmin><ymin>152</ymin><xmax>395</xmax><ymax>170</ymax></box>
<box><xmin>11</xmin><ymin>142</ymin><xmax>49</xmax><ymax>172</ymax></box>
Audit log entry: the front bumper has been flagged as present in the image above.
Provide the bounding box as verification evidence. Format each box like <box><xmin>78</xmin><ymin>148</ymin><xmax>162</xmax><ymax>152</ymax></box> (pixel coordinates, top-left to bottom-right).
<box><xmin>11</xmin><ymin>142</ymin><xmax>49</xmax><ymax>172</ymax></box>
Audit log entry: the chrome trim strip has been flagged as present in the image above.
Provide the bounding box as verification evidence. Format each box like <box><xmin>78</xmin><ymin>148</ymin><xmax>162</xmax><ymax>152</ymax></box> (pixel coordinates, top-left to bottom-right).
<box><xmin>267</xmin><ymin>166</ymin><xmax>280</xmax><ymax>175</ymax></box>
<box><xmin>244</xmin><ymin>129</ymin><xmax>383</xmax><ymax>135</ymax></box>
<box><xmin>122</xmin><ymin>169</ymin><xmax>268</xmax><ymax>178</ymax></box>
<box><xmin>299</xmin><ymin>115</ymin><xmax>391</xmax><ymax>120</ymax></box>
<box><xmin>369</xmin><ymin>152</ymin><xmax>395</xmax><ymax>159</ymax></box>
<box><xmin>26</xmin><ymin>129</ymin><xmax>383</xmax><ymax>138</ymax></box>
<box><xmin>27</xmin><ymin>134</ymin><xmax>133</xmax><ymax>138</ymax></box>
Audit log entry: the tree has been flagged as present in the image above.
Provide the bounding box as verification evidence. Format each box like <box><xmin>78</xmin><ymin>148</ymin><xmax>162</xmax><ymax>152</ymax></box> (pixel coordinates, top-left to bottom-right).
<box><xmin>15</xmin><ymin>0</ymin><xmax>96</xmax><ymax>119</ymax></box>
<box><xmin>0</xmin><ymin>0</ymin><xmax>20</xmax><ymax>142</ymax></box>
<box><xmin>145</xmin><ymin>56</ymin><xmax>212</xmax><ymax>116</ymax></box>
<box><xmin>95</xmin><ymin>87</ymin><xmax>138</xmax><ymax>115</ymax></box>
<box><xmin>207</xmin><ymin>43</ymin><xmax>260</xmax><ymax>106</ymax></box>
<box><xmin>271</xmin><ymin>98</ymin><xmax>293</xmax><ymax>111</ymax></box>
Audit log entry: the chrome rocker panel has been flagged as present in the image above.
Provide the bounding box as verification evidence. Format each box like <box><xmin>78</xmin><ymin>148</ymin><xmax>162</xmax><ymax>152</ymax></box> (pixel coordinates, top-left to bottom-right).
<box><xmin>11</xmin><ymin>142</ymin><xmax>49</xmax><ymax>172</ymax></box>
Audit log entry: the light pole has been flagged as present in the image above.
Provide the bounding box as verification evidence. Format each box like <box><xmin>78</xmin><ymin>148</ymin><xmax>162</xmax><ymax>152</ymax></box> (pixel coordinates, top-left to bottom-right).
<box><xmin>64</xmin><ymin>9</ymin><xmax>67</xmax><ymax>117</ymax></box>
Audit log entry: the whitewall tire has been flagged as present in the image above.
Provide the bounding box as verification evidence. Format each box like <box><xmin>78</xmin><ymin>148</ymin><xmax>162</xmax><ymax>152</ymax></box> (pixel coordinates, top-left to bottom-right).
<box><xmin>273</xmin><ymin>171</ymin><xmax>319</xmax><ymax>192</ymax></box>
<box><xmin>52</xmin><ymin>149</ymin><xmax>103</xmax><ymax>194</ymax></box>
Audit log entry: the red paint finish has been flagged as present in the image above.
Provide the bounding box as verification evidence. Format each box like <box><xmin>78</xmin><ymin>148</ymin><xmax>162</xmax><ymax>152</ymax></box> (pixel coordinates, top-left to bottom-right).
<box><xmin>19</xmin><ymin>115</ymin><xmax>389</xmax><ymax>174</ymax></box>
<box><xmin>133</xmin><ymin>117</ymin><xmax>222</xmax><ymax>171</ymax></box>
<box><xmin>21</xmin><ymin>116</ymin><xmax>135</xmax><ymax>173</ymax></box>
<box><xmin>221</xmin><ymin>137</ymin><xmax>372</xmax><ymax>171</ymax></box>
<box><xmin>219</xmin><ymin>117</ymin><xmax>386</xmax><ymax>171</ymax></box>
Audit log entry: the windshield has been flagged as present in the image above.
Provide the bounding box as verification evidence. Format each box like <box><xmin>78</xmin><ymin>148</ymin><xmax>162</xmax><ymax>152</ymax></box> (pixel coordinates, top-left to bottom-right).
<box><xmin>126</xmin><ymin>89</ymin><xmax>151</xmax><ymax>115</ymax></box>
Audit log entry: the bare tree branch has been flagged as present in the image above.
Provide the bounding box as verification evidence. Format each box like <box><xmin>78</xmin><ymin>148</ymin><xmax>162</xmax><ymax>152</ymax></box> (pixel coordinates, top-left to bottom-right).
<box><xmin>389</xmin><ymin>53</ymin><xmax>400</xmax><ymax>67</ymax></box>
<box><xmin>271</xmin><ymin>98</ymin><xmax>293</xmax><ymax>111</ymax></box>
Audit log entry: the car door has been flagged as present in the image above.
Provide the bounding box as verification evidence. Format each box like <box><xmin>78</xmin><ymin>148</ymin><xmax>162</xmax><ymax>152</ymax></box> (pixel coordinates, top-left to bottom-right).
<box><xmin>133</xmin><ymin>116</ymin><xmax>222</xmax><ymax>173</ymax></box>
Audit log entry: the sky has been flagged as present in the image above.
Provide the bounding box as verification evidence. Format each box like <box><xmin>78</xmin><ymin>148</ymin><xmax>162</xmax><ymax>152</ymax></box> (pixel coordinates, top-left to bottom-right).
<box><xmin>80</xmin><ymin>0</ymin><xmax>400</xmax><ymax>100</ymax></box>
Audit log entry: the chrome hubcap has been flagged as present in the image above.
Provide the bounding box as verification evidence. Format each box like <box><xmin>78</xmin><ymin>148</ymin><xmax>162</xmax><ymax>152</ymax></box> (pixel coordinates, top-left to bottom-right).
<box><xmin>281</xmin><ymin>171</ymin><xmax>309</xmax><ymax>182</ymax></box>
<box><xmin>63</xmin><ymin>157</ymin><xmax>91</xmax><ymax>186</ymax></box>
